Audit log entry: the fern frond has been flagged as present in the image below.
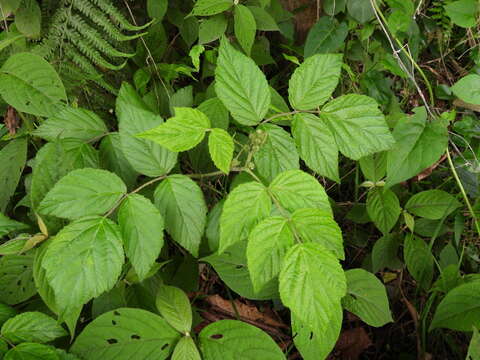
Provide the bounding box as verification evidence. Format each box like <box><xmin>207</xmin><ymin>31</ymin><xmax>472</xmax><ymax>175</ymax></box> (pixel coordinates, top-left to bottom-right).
<box><xmin>89</xmin><ymin>0</ymin><xmax>153</xmax><ymax>31</ymax></box>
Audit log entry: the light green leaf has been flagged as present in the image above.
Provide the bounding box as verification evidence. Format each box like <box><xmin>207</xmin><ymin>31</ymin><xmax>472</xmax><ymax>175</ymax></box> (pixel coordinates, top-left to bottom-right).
<box><xmin>366</xmin><ymin>188</ymin><xmax>401</xmax><ymax>234</ymax></box>
<box><xmin>0</xmin><ymin>303</ymin><xmax>16</xmax><ymax>327</ymax></box>
<box><xmin>154</xmin><ymin>175</ymin><xmax>207</xmax><ymax>257</ymax></box>
<box><xmin>269</xmin><ymin>170</ymin><xmax>332</xmax><ymax>215</ymax></box>
<box><xmin>215</xmin><ymin>37</ymin><xmax>271</xmax><ymax>125</ymax></box>
<box><xmin>33</xmin><ymin>107</ymin><xmax>107</xmax><ymax>142</ymax></box>
<box><xmin>71</xmin><ymin>308</ymin><xmax>180</xmax><ymax>359</ymax></box>
<box><xmin>467</xmin><ymin>327</ymin><xmax>480</xmax><ymax>360</ymax></box>
<box><xmin>304</xmin><ymin>17</ymin><xmax>348</xmax><ymax>57</ymax></box>
<box><xmin>288</xmin><ymin>53</ymin><xmax>342</xmax><ymax>110</ymax></box>
<box><xmin>156</xmin><ymin>285</ymin><xmax>192</xmax><ymax>333</ymax></box>
<box><xmin>38</xmin><ymin>168</ymin><xmax>126</xmax><ymax>220</ymax></box>
<box><xmin>0</xmin><ymin>213</ymin><xmax>28</xmax><ymax>238</ymax></box>
<box><xmin>172</xmin><ymin>336</ymin><xmax>201</xmax><ymax>360</ymax></box>
<box><xmin>117</xmin><ymin>83</ymin><xmax>177</xmax><ymax>177</ymax></box>
<box><xmin>254</xmin><ymin>124</ymin><xmax>299</xmax><ymax>183</ymax></box>
<box><xmin>404</xmin><ymin>234</ymin><xmax>434</xmax><ymax>289</ymax></box>
<box><xmin>1</xmin><ymin>311</ymin><xmax>66</xmax><ymax>344</ymax></box>
<box><xmin>321</xmin><ymin>94</ymin><xmax>395</xmax><ymax>160</ymax></box>
<box><xmin>291</xmin><ymin>208</ymin><xmax>344</xmax><ymax>259</ymax></box>
<box><xmin>0</xmin><ymin>53</ymin><xmax>66</xmax><ymax>116</ymax></box>
<box><xmin>4</xmin><ymin>343</ymin><xmax>59</xmax><ymax>360</ymax></box>
<box><xmin>199</xmin><ymin>319</ymin><xmax>285</xmax><ymax>360</ymax></box>
<box><xmin>137</xmin><ymin>107</ymin><xmax>210</xmax><ymax>152</ymax></box>
<box><xmin>192</xmin><ymin>0</ymin><xmax>233</xmax><ymax>16</ymax></box>
<box><xmin>342</xmin><ymin>269</ymin><xmax>393</xmax><ymax>327</ymax></box>
<box><xmin>118</xmin><ymin>194</ymin><xmax>164</xmax><ymax>281</ymax></box>
<box><xmin>247</xmin><ymin>216</ymin><xmax>294</xmax><ymax>292</ymax></box>
<box><xmin>405</xmin><ymin>190</ymin><xmax>461</xmax><ymax>220</ymax></box>
<box><xmin>208</xmin><ymin>128</ymin><xmax>234</xmax><ymax>173</ymax></box>
<box><xmin>0</xmin><ymin>253</ymin><xmax>36</xmax><ymax>305</ymax></box>
<box><xmin>430</xmin><ymin>281</ymin><xmax>480</xmax><ymax>331</ymax></box>
<box><xmin>15</xmin><ymin>0</ymin><xmax>41</xmax><ymax>38</ymax></box>
<box><xmin>248</xmin><ymin>6</ymin><xmax>279</xmax><ymax>31</ymax></box>
<box><xmin>234</xmin><ymin>5</ymin><xmax>256</xmax><ymax>55</ymax></box>
<box><xmin>347</xmin><ymin>0</ymin><xmax>375</xmax><ymax>23</ymax></box>
<box><xmin>219</xmin><ymin>182</ymin><xmax>271</xmax><ymax>253</ymax></box>
<box><xmin>292</xmin><ymin>113</ymin><xmax>339</xmax><ymax>182</ymax></box>
<box><xmin>452</xmin><ymin>74</ymin><xmax>480</xmax><ymax>105</ymax></box>
<box><xmin>445</xmin><ymin>0</ymin><xmax>478</xmax><ymax>28</ymax></box>
<box><xmin>0</xmin><ymin>138</ymin><xmax>27</xmax><ymax>212</ymax></box>
<box><xmin>198</xmin><ymin>14</ymin><xmax>228</xmax><ymax>44</ymax></box>
<box><xmin>41</xmin><ymin>217</ymin><xmax>124</xmax><ymax>316</ymax></box>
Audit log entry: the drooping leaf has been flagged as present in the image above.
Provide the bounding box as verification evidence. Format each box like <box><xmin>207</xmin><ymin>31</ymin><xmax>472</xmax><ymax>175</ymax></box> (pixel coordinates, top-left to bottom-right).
<box><xmin>192</xmin><ymin>0</ymin><xmax>233</xmax><ymax>16</ymax></box>
<box><xmin>404</xmin><ymin>234</ymin><xmax>434</xmax><ymax>289</ymax></box>
<box><xmin>451</xmin><ymin>74</ymin><xmax>480</xmax><ymax>105</ymax></box>
<box><xmin>366</xmin><ymin>188</ymin><xmax>401</xmax><ymax>234</ymax></box>
<box><xmin>234</xmin><ymin>5</ymin><xmax>256</xmax><ymax>55</ymax></box>
<box><xmin>208</xmin><ymin>128</ymin><xmax>234</xmax><ymax>173</ymax></box>
<box><xmin>304</xmin><ymin>17</ymin><xmax>348</xmax><ymax>57</ymax></box>
<box><xmin>172</xmin><ymin>336</ymin><xmax>201</xmax><ymax>360</ymax></box>
<box><xmin>0</xmin><ymin>253</ymin><xmax>36</xmax><ymax>305</ymax></box>
<box><xmin>156</xmin><ymin>285</ymin><xmax>192</xmax><ymax>334</ymax></box>
<box><xmin>0</xmin><ymin>138</ymin><xmax>27</xmax><ymax>212</ymax></box>
<box><xmin>405</xmin><ymin>190</ymin><xmax>461</xmax><ymax>220</ymax></box>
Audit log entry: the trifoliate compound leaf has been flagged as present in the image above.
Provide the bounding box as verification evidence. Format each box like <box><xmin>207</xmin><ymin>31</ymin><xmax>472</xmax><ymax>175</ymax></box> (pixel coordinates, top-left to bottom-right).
<box><xmin>208</xmin><ymin>128</ymin><xmax>234</xmax><ymax>173</ymax></box>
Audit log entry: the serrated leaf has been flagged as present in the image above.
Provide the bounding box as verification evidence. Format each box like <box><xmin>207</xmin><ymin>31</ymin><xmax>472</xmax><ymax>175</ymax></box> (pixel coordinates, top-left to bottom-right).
<box><xmin>199</xmin><ymin>319</ymin><xmax>285</xmax><ymax>359</ymax></box>
<box><xmin>451</xmin><ymin>74</ymin><xmax>480</xmax><ymax>105</ymax></box>
<box><xmin>41</xmin><ymin>217</ymin><xmax>124</xmax><ymax>316</ymax></box>
<box><xmin>234</xmin><ymin>5</ymin><xmax>256</xmax><ymax>55</ymax></box>
<box><xmin>219</xmin><ymin>182</ymin><xmax>271</xmax><ymax>253</ymax></box>
<box><xmin>1</xmin><ymin>311</ymin><xmax>66</xmax><ymax>344</ymax></box>
<box><xmin>198</xmin><ymin>14</ymin><xmax>228</xmax><ymax>44</ymax></box>
<box><xmin>38</xmin><ymin>168</ymin><xmax>126</xmax><ymax>220</ymax></box>
<box><xmin>304</xmin><ymin>17</ymin><xmax>348</xmax><ymax>57</ymax></box>
<box><xmin>292</xmin><ymin>113</ymin><xmax>339</xmax><ymax>182</ymax></box>
<box><xmin>288</xmin><ymin>53</ymin><xmax>342</xmax><ymax>110</ymax></box>
<box><xmin>172</xmin><ymin>336</ymin><xmax>201</xmax><ymax>360</ymax></box>
<box><xmin>321</xmin><ymin>94</ymin><xmax>395</xmax><ymax>160</ymax></box>
<box><xmin>4</xmin><ymin>343</ymin><xmax>59</xmax><ymax>360</ymax></box>
<box><xmin>192</xmin><ymin>0</ymin><xmax>233</xmax><ymax>16</ymax></box>
<box><xmin>0</xmin><ymin>253</ymin><xmax>36</xmax><ymax>305</ymax></box>
<box><xmin>71</xmin><ymin>308</ymin><xmax>180</xmax><ymax>359</ymax></box>
<box><xmin>215</xmin><ymin>37</ymin><xmax>271</xmax><ymax>125</ymax></box>
<box><xmin>366</xmin><ymin>188</ymin><xmax>401</xmax><ymax>234</ymax></box>
<box><xmin>0</xmin><ymin>138</ymin><xmax>27</xmax><ymax>212</ymax></box>
<box><xmin>404</xmin><ymin>234</ymin><xmax>434</xmax><ymax>290</ymax></box>
<box><xmin>0</xmin><ymin>213</ymin><xmax>28</xmax><ymax>238</ymax></box>
<box><xmin>0</xmin><ymin>53</ymin><xmax>66</xmax><ymax>116</ymax></box>
<box><xmin>208</xmin><ymin>128</ymin><xmax>234</xmax><ymax>173</ymax></box>
<box><xmin>154</xmin><ymin>175</ymin><xmax>207</xmax><ymax>257</ymax></box>
<box><xmin>118</xmin><ymin>194</ymin><xmax>164</xmax><ymax>281</ymax></box>
<box><xmin>156</xmin><ymin>285</ymin><xmax>192</xmax><ymax>333</ymax></box>
<box><xmin>405</xmin><ymin>190</ymin><xmax>461</xmax><ymax>220</ymax></box>
<box><xmin>342</xmin><ymin>269</ymin><xmax>393</xmax><ymax>327</ymax></box>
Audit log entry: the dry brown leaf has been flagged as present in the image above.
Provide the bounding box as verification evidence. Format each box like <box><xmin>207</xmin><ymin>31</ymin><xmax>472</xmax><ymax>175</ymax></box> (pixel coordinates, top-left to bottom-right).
<box><xmin>4</xmin><ymin>106</ymin><xmax>20</xmax><ymax>135</ymax></box>
<box><xmin>335</xmin><ymin>327</ymin><xmax>372</xmax><ymax>360</ymax></box>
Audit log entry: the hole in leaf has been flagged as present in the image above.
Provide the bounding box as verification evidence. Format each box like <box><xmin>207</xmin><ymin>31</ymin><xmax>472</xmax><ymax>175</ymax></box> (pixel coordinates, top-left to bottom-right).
<box><xmin>16</xmin><ymin>280</ymin><xmax>21</xmax><ymax>285</ymax></box>
<box><xmin>309</xmin><ymin>332</ymin><xmax>314</xmax><ymax>340</ymax></box>
<box><xmin>113</xmin><ymin>310</ymin><xmax>121</xmax><ymax>316</ymax></box>
<box><xmin>111</xmin><ymin>320</ymin><xmax>117</xmax><ymax>325</ymax></box>
<box><xmin>161</xmin><ymin>344</ymin><xmax>169</xmax><ymax>350</ymax></box>
<box><xmin>210</xmin><ymin>334</ymin><xmax>223</xmax><ymax>339</ymax></box>
<box><xmin>235</xmin><ymin>265</ymin><xmax>244</xmax><ymax>270</ymax></box>
<box><xmin>23</xmin><ymin>266</ymin><xmax>27</xmax><ymax>269</ymax></box>
<box><xmin>131</xmin><ymin>334</ymin><xmax>141</xmax><ymax>340</ymax></box>
<box><xmin>106</xmin><ymin>338</ymin><xmax>118</xmax><ymax>344</ymax></box>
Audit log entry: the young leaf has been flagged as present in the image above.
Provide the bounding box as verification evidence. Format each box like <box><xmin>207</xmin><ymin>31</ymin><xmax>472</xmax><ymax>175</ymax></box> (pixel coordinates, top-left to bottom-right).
<box><xmin>219</xmin><ymin>182</ymin><xmax>271</xmax><ymax>253</ymax></box>
<box><xmin>451</xmin><ymin>74</ymin><xmax>480</xmax><ymax>105</ymax></box>
<box><xmin>71</xmin><ymin>308</ymin><xmax>180</xmax><ymax>359</ymax></box>
<box><xmin>192</xmin><ymin>0</ymin><xmax>233</xmax><ymax>16</ymax></box>
<box><xmin>118</xmin><ymin>194</ymin><xmax>164</xmax><ymax>281</ymax></box>
<box><xmin>156</xmin><ymin>285</ymin><xmax>192</xmax><ymax>334</ymax></box>
<box><xmin>444</xmin><ymin>0</ymin><xmax>478</xmax><ymax>28</ymax></box>
<box><xmin>366</xmin><ymin>188</ymin><xmax>401</xmax><ymax>234</ymax></box>
<box><xmin>291</xmin><ymin>113</ymin><xmax>339</xmax><ymax>182</ymax></box>
<box><xmin>199</xmin><ymin>319</ymin><xmax>285</xmax><ymax>359</ymax></box>
<box><xmin>154</xmin><ymin>175</ymin><xmax>207</xmax><ymax>257</ymax></box>
<box><xmin>234</xmin><ymin>5</ymin><xmax>256</xmax><ymax>55</ymax></box>
<box><xmin>0</xmin><ymin>254</ymin><xmax>36</xmax><ymax>305</ymax></box>
<box><xmin>405</xmin><ymin>190</ymin><xmax>461</xmax><ymax>220</ymax></box>
<box><xmin>0</xmin><ymin>213</ymin><xmax>28</xmax><ymax>238</ymax></box>
<box><xmin>208</xmin><ymin>128</ymin><xmax>234</xmax><ymax>173</ymax></box>
<box><xmin>38</xmin><ymin>168</ymin><xmax>127</xmax><ymax>220</ymax></box>
<box><xmin>172</xmin><ymin>336</ymin><xmax>201</xmax><ymax>360</ymax></box>
<box><xmin>304</xmin><ymin>17</ymin><xmax>348</xmax><ymax>57</ymax></box>
<box><xmin>1</xmin><ymin>311</ymin><xmax>66</xmax><ymax>344</ymax></box>
<box><xmin>0</xmin><ymin>138</ymin><xmax>27</xmax><ymax>212</ymax></box>
<box><xmin>215</xmin><ymin>37</ymin><xmax>271</xmax><ymax>125</ymax></box>
<box><xmin>41</xmin><ymin>217</ymin><xmax>124</xmax><ymax>316</ymax></box>
<box><xmin>247</xmin><ymin>217</ymin><xmax>295</xmax><ymax>292</ymax></box>
<box><xmin>321</xmin><ymin>94</ymin><xmax>395</xmax><ymax>160</ymax></box>
<box><xmin>288</xmin><ymin>53</ymin><xmax>343</xmax><ymax>110</ymax></box>
<box><xmin>342</xmin><ymin>269</ymin><xmax>393</xmax><ymax>327</ymax></box>
<box><xmin>404</xmin><ymin>234</ymin><xmax>434</xmax><ymax>289</ymax></box>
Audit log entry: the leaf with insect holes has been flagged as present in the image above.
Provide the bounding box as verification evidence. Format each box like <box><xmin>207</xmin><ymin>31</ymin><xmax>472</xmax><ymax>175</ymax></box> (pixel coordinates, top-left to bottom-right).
<box><xmin>208</xmin><ymin>128</ymin><xmax>234</xmax><ymax>173</ymax></box>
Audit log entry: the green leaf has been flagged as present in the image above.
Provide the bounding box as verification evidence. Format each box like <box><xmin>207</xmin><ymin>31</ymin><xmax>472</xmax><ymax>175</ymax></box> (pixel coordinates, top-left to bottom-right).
<box><xmin>234</xmin><ymin>5</ymin><xmax>256</xmax><ymax>55</ymax></box>
<box><xmin>342</xmin><ymin>269</ymin><xmax>393</xmax><ymax>327</ymax></box>
<box><xmin>321</xmin><ymin>94</ymin><xmax>395</xmax><ymax>160</ymax></box>
<box><xmin>0</xmin><ymin>213</ymin><xmax>28</xmax><ymax>238</ymax></box>
<box><xmin>117</xmin><ymin>83</ymin><xmax>177</xmax><ymax>177</ymax></box>
<box><xmin>323</xmin><ymin>0</ymin><xmax>346</xmax><ymax>15</ymax></box>
<box><xmin>248</xmin><ymin>6</ymin><xmax>279</xmax><ymax>31</ymax></box>
<box><xmin>192</xmin><ymin>0</ymin><xmax>233</xmax><ymax>16</ymax></box>
<box><xmin>445</xmin><ymin>0</ymin><xmax>478</xmax><ymax>28</ymax></box>
<box><xmin>0</xmin><ymin>303</ymin><xmax>16</xmax><ymax>327</ymax></box>
<box><xmin>405</xmin><ymin>190</ymin><xmax>461</xmax><ymax>220</ymax></box>
<box><xmin>198</xmin><ymin>14</ymin><xmax>228</xmax><ymax>44</ymax></box>
<box><xmin>219</xmin><ymin>182</ymin><xmax>271</xmax><ymax>253</ymax></box>
<box><xmin>118</xmin><ymin>194</ymin><xmax>164</xmax><ymax>281</ymax></box>
<box><xmin>347</xmin><ymin>0</ymin><xmax>375</xmax><ymax>23</ymax></box>
<box><xmin>137</xmin><ymin>107</ymin><xmax>210</xmax><ymax>152</ymax></box>
<box><xmin>147</xmin><ymin>0</ymin><xmax>168</xmax><ymax>20</ymax></box>
<box><xmin>198</xmin><ymin>97</ymin><xmax>229</xmax><ymax>130</ymax></box>
<box><xmin>254</xmin><ymin>124</ymin><xmax>299</xmax><ymax>183</ymax></box>
<box><xmin>0</xmin><ymin>53</ymin><xmax>66</xmax><ymax>116</ymax></box>
<box><xmin>404</xmin><ymin>234</ymin><xmax>434</xmax><ymax>290</ymax></box>
<box><xmin>208</xmin><ymin>128</ymin><xmax>234</xmax><ymax>173</ymax></box>
<box><xmin>14</xmin><ymin>0</ymin><xmax>41</xmax><ymax>38</ymax></box>
<box><xmin>247</xmin><ymin>216</ymin><xmax>294</xmax><ymax>292</ymax></box>
<box><xmin>386</xmin><ymin>107</ymin><xmax>448</xmax><ymax>187</ymax></box>
<box><xmin>71</xmin><ymin>308</ymin><xmax>180</xmax><ymax>359</ymax></box>
<box><xmin>172</xmin><ymin>336</ymin><xmax>201</xmax><ymax>360</ymax></box>
<box><xmin>0</xmin><ymin>253</ymin><xmax>36</xmax><ymax>305</ymax></box>
<box><xmin>288</xmin><ymin>53</ymin><xmax>342</xmax><ymax>110</ymax></box>
<box><xmin>38</xmin><ymin>168</ymin><xmax>126</xmax><ymax>220</ymax></box>
<box><xmin>291</xmin><ymin>113</ymin><xmax>339</xmax><ymax>182</ymax></box>
<box><xmin>269</xmin><ymin>170</ymin><xmax>332</xmax><ymax>214</ymax></box>
<box><xmin>366</xmin><ymin>188</ymin><xmax>401</xmax><ymax>234</ymax></box>
<box><xmin>0</xmin><ymin>138</ymin><xmax>27</xmax><ymax>212</ymax></box>
<box><xmin>451</xmin><ymin>74</ymin><xmax>480</xmax><ymax>105</ymax></box>
<box><xmin>291</xmin><ymin>208</ymin><xmax>344</xmax><ymax>259</ymax></box>
<box><xmin>1</xmin><ymin>311</ymin><xmax>66</xmax><ymax>344</ymax></box>
<box><xmin>156</xmin><ymin>285</ymin><xmax>192</xmax><ymax>333</ymax></box>
<box><xmin>215</xmin><ymin>37</ymin><xmax>271</xmax><ymax>125</ymax></box>
<box><xmin>33</xmin><ymin>107</ymin><xmax>107</xmax><ymax>142</ymax></box>
<box><xmin>430</xmin><ymin>281</ymin><xmax>480</xmax><ymax>331</ymax></box>
<box><xmin>199</xmin><ymin>319</ymin><xmax>285</xmax><ymax>359</ymax></box>
<box><xmin>467</xmin><ymin>327</ymin><xmax>480</xmax><ymax>360</ymax></box>
<box><xmin>154</xmin><ymin>175</ymin><xmax>207</xmax><ymax>257</ymax></box>
<box><xmin>304</xmin><ymin>17</ymin><xmax>348</xmax><ymax>58</ymax></box>
<box><xmin>359</xmin><ymin>152</ymin><xmax>387</xmax><ymax>182</ymax></box>
<box><xmin>279</xmin><ymin>243</ymin><xmax>345</xmax><ymax>357</ymax></box>
<box><xmin>4</xmin><ymin>343</ymin><xmax>59</xmax><ymax>360</ymax></box>
<box><xmin>371</xmin><ymin>234</ymin><xmax>402</xmax><ymax>272</ymax></box>
<box><xmin>41</xmin><ymin>217</ymin><xmax>124</xmax><ymax>316</ymax></box>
